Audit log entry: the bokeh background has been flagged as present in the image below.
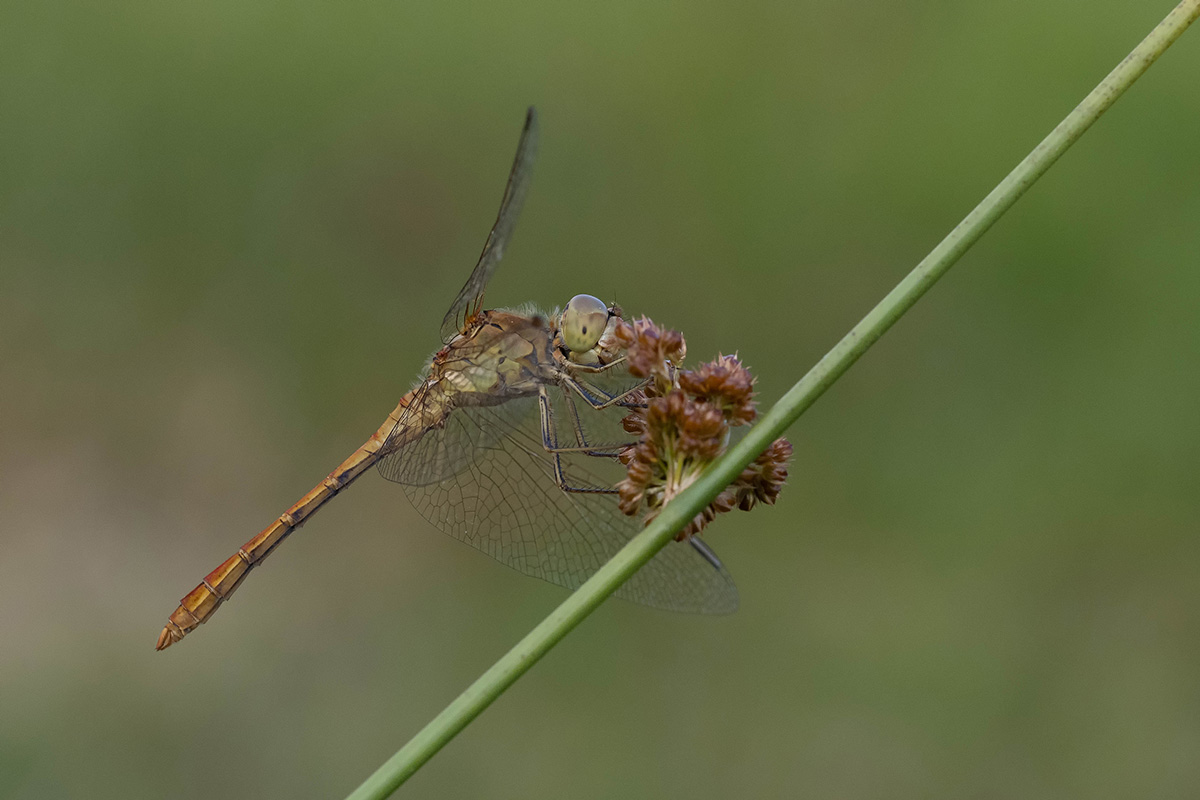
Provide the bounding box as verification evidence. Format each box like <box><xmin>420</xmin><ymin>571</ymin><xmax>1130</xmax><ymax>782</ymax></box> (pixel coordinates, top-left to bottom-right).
<box><xmin>4</xmin><ymin>1</ymin><xmax>1200</xmax><ymax>797</ymax></box>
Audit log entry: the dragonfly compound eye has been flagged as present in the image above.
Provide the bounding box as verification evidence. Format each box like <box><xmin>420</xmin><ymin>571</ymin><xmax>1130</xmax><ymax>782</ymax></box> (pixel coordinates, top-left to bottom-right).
<box><xmin>560</xmin><ymin>294</ymin><xmax>609</xmax><ymax>352</ymax></box>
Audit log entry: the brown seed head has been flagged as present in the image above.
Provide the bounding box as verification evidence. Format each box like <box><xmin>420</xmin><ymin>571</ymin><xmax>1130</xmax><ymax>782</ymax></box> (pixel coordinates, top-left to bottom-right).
<box><xmin>678</xmin><ymin>354</ymin><xmax>757</xmax><ymax>425</ymax></box>
<box><xmin>677</xmin><ymin>400</ymin><xmax>726</xmax><ymax>460</ymax></box>
<box><xmin>621</xmin><ymin>409</ymin><xmax>648</xmax><ymax>436</ymax></box>
<box><xmin>616</xmin><ymin>439</ymin><xmax>661</xmax><ymax>516</ymax></box>
<box><xmin>613</xmin><ymin>315</ymin><xmax>792</xmax><ymax>543</ymax></box>
<box><xmin>613</xmin><ymin>317</ymin><xmax>686</xmax><ymax>386</ymax></box>
<box><xmin>729</xmin><ymin>437</ymin><xmax>793</xmax><ymax>510</ymax></box>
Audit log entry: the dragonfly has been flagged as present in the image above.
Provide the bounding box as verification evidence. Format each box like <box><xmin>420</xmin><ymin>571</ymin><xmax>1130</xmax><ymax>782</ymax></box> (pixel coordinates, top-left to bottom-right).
<box><xmin>156</xmin><ymin>108</ymin><xmax>737</xmax><ymax>651</ymax></box>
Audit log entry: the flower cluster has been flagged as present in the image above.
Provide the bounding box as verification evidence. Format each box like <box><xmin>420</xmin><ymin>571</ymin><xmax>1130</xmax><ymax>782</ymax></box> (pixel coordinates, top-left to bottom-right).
<box><xmin>678</xmin><ymin>354</ymin><xmax>756</xmax><ymax>425</ymax></box>
<box><xmin>612</xmin><ymin>318</ymin><xmax>791</xmax><ymax>541</ymax></box>
<box><xmin>612</xmin><ymin>316</ymin><xmax>686</xmax><ymax>393</ymax></box>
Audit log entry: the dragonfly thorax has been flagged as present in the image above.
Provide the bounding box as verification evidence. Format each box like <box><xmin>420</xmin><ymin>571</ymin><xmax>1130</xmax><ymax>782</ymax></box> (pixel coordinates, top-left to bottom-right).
<box><xmin>433</xmin><ymin>309</ymin><xmax>557</xmax><ymax>401</ymax></box>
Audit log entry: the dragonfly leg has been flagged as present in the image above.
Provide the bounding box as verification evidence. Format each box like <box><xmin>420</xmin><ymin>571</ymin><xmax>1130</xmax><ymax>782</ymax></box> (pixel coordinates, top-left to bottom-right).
<box><xmin>567</xmin><ymin>355</ymin><xmax>628</xmax><ymax>374</ymax></box>
<box><xmin>567</xmin><ymin>356</ymin><xmax>677</xmax><ymax>391</ymax></box>
<box><xmin>561</xmin><ymin>373</ymin><xmax>650</xmax><ymax>411</ymax></box>
<box><xmin>538</xmin><ymin>386</ymin><xmax>619</xmax><ymax>494</ymax></box>
<box><xmin>554</xmin><ymin>385</ymin><xmax>633</xmax><ymax>459</ymax></box>
<box><xmin>532</xmin><ymin>385</ymin><xmax>632</xmax><ymax>457</ymax></box>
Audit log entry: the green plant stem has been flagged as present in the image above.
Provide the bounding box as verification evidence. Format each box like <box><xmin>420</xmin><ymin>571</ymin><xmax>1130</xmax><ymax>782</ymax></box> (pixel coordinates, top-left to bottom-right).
<box><xmin>346</xmin><ymin>3</ymin><xmax>1199</xmax><ymax>797</ymax></box>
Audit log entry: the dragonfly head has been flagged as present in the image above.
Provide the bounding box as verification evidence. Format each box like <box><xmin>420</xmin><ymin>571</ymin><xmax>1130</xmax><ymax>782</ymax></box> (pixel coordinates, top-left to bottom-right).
<box><xmin>559</xmin><ymin>294</ymin><xmax>611</xmax><ymax>353</ymax></box>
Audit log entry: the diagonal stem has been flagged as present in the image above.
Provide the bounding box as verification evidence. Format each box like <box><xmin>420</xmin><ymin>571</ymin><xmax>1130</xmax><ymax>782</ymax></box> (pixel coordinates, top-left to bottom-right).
<box><xmin>346</xmin><ymin>2</ymin><xmax>1200</xmax><ymax>797</ymax></box>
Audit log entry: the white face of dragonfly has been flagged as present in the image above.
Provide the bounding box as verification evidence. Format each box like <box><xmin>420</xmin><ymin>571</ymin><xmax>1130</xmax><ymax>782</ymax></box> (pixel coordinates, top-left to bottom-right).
<box><xmin>558</xmin><ymin>294</ymin><xmax>609</xmax><ymax>353</ymax></box>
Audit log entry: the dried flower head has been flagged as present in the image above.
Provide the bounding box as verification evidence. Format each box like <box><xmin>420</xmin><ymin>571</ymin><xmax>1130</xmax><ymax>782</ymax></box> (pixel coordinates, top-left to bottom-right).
<box><xmin>612</xmin><ymin>317</ymin><xmax>791</xmax><ymax>542</ymax></box>
<box><xmin>722</xmin><ymin>437</ymin><xmax>793</xmax><ymax>511</ymax></box>
<box><xmin>612</xmin><ymin>317</ymin><xmax>686</xmax><ymax>392</ymax></box>
<box><xmin>678</xmin><ymin>354</ymin><xmax>757</xmax><ymax>425</ymax></box>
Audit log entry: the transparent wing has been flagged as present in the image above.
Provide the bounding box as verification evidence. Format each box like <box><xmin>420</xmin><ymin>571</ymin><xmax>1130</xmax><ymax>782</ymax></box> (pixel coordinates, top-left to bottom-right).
<box><xmin>376</xmin><ymin>381</ymin><xmax>533</xmax><ymax>487</ymax></box>
<box><xmin>376</xmin><ymin>393</ymin><xmax>738</xmax><ymax>614</ymax></box>
<box><xmin>440</xmin><ymin>107</ymin><xmax>539</xmax><ymax>342</ymax></box>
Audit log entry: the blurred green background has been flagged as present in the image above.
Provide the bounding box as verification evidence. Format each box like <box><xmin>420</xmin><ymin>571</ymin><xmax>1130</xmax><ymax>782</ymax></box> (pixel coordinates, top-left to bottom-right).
<box><xmin>3</xmin><ymin>1</ymin><xmax>1200</xmax><ymax>797</ymax></box>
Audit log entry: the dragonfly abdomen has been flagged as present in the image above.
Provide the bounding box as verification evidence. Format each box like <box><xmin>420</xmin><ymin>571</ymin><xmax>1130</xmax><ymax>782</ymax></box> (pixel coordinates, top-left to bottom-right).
<box><xmin>155</xmin><ymin>389</ymin><xmax>420</xmax><ymax>650</ymax></box>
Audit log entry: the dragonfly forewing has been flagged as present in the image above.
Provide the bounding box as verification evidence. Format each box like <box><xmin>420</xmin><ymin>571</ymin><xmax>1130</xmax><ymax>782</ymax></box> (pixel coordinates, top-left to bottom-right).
<box><xmin>440</xmin><ymin>107</ymin><xmax>539</xmax><ymax>342</ymax></box>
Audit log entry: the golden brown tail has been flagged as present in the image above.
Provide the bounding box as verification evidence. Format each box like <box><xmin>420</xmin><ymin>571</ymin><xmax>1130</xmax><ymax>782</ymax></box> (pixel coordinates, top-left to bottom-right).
<box><xmin>156</xmin><ymin>393</ymin><xmax>417</xmax><ymax>650</ymax></box>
